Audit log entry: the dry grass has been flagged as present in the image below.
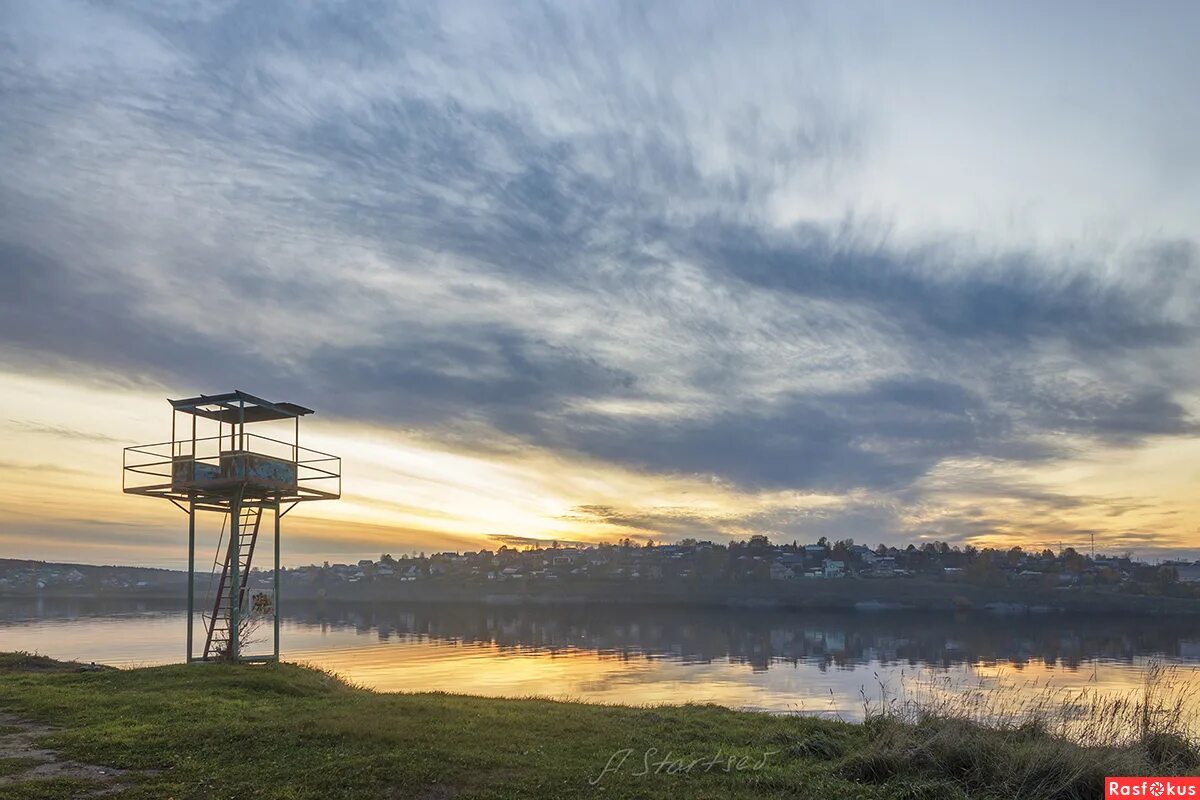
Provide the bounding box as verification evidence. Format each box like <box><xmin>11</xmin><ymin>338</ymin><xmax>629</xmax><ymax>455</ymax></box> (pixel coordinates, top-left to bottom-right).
<box><xmin>841</xmin><ymin>661</ymin><xmax>1200</xmax><ymax>798</ymax></box>
<box><xmin>859</xmin><ymin>661</ymin><xmax>1199</xmax><ymax>748</ymax></box>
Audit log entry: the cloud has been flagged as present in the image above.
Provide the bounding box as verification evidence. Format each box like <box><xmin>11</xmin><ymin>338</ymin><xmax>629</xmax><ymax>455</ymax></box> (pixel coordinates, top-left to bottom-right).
<box><xmin>563</xmin><ymin>505</ymin><xmax>735</xmax><ymax>542</ymax></box>
<box><xmin>488</xmin><ymin>534</ymin><xmax>590</xmax><ymax>549</ymax></box>
<box><xmin>1</xmin><ymin>0</ymin><xmax>1199</xmax><ymax>554</ymax></box>
<box><xmin>6</xmin><ymin>420</ymin><xmax>124</xmax><ymax>444</ymax></box>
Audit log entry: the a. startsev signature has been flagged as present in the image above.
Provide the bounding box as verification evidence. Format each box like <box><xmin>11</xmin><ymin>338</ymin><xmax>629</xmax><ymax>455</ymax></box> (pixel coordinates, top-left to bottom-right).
<box><xmin>588</xmin><ymin>747</ymin><xmax>780</xmax><ymax>785</ymax></box>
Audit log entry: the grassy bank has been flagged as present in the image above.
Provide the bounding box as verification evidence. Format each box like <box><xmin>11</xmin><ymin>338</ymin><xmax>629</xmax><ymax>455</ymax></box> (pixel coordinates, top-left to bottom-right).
<box><xmin>0</xmin><ymin>653</ymin><xmax>1196</xmax><ymax>800</ymax></box>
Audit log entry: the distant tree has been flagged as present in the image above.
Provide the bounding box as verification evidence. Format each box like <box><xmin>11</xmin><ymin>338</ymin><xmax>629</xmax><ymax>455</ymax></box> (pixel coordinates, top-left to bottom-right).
<box><xmin>1062</xmin><ymin>547</ymin><xmax>1086</xmax><ymax>573</ymax></box>
<box><xmin>693</xmin><ymin>546</ymin><xmax>726</xmax><ymax>581</ymax></box>
<box><xmin>1157</xmin><ymin>566</ymin><xmax>1179</xmax><ymax>588</ymax></box>
<box><xmin>817</xmin><ymin>536</ymin><xmax>829</xmax><ymax>549</ymax></box>
<box><xmin>966</xmin><ymin>555</ymin><xmax>1004</xmax><ymax>587</ymax></box>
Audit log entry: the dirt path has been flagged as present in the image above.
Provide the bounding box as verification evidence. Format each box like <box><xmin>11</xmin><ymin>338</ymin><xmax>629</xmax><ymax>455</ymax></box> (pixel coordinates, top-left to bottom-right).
<box><xmin>0</xmin><ymin>712</ymin><xmax>128</xmax><ymax>795</ymax></box>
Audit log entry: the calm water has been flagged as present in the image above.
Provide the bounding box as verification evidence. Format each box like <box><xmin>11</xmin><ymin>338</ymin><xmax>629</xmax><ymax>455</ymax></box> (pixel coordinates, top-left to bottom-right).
<box><xmin>3</xmin><ymin>598</ymin><xmax>1199</xmax><ymax>720</ymax></box>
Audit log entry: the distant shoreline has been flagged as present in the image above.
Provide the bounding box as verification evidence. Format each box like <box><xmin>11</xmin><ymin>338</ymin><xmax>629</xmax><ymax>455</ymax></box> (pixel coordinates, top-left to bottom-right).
<box><xmin>299</xmin><ymin>577</ymin><xmax>1200</xmax><ymax>616</ymax></box>
<box><xmin>6</xmin><ymin>576</ymin><xmax>1200</xmax><ymax>616</ymax></box>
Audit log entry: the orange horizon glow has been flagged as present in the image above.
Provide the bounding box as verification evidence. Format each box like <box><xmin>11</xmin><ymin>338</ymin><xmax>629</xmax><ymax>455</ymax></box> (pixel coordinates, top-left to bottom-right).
<box><xmin>1</xmin><ymin>368</ymin><xmax>1198</xmax><ymax>568</ymax></box>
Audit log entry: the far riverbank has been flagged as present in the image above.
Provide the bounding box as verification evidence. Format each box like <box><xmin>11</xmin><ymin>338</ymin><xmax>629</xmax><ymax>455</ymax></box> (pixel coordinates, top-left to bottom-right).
<box><xmin>299</xmin><ymin>576</ymin><xmax>1200</xmax><ymax>616</ymax></box>
<box><xmin>8</xmin><ymin>576</ymin><xmax>1200</xmax><ymax>615</ymax></box>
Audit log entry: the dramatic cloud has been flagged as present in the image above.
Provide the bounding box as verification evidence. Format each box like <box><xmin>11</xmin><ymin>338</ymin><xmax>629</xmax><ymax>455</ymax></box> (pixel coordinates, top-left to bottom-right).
<box><xmin>1</xmin><ymin>0</ymin><xmax>1198</xmax><ymax>561</ymax></box>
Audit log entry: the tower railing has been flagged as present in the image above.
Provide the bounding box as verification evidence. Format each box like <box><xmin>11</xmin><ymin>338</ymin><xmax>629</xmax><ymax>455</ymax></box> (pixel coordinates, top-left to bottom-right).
<box><xmin>123</xmin><ymin>432</ymin><xmax>341</xmax><ymax>502</ymax></box>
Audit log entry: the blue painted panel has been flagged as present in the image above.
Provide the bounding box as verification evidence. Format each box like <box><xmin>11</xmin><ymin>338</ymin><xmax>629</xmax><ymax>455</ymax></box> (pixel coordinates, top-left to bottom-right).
<box><xmin>219</xmin><ymin>452</ymin><xmax>297</xmax><ymax>488</ymax></box>
<box><xmin>246</xmin><ymin>454</ymin><xmax>297</xmax><ymax>486</ymax></box>
<box><xmin>172</xmin><ymin>457</ymin><xmax>220</xmax><ymax>490</ymax></box>
<box><xmin>194</xmin><ymin>462</ymin><xmax>220</xmax><ymax>481</ymax></box>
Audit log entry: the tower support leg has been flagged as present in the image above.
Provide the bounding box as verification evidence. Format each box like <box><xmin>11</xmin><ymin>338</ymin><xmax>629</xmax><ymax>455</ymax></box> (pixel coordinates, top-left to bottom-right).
<box><xmin>274</xmin><ymin>501</ymin><xmax>281</xmax><ymax>660</ymax></box>
<box><xmin>228</xmin><ymin>493</ymin><xmax>241</xmax><ymax>661</ymax></box>
<box><xmin>187</xmin><ymin>500</ymin><xmax>195</xmax><ymax>663</ymax></box>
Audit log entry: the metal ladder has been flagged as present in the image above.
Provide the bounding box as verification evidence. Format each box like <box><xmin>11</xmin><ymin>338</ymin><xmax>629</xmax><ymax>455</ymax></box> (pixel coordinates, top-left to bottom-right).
<box><xmin>202</xmin><ymin>501</ymin><xmax>264</xmax><ymax>659</ymax></box>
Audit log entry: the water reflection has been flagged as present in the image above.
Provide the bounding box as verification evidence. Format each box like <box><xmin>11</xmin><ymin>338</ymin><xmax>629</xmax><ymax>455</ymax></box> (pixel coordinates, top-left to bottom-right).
<box><xmin>281</xmin><ymin>603</ymin><xmax>1200</xmax><ymax>672</ymax></box>
<box><xmin>3</xmin><ymin>598</ymin><xmax>1198</xmax><ymax>718</ymax></box>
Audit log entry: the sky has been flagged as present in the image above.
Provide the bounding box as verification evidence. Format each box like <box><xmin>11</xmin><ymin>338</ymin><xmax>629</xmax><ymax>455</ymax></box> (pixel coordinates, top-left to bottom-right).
<box><xmin>1</xmin><ymin>0</ymin><xmax>1199</xmax><ymax>567</ymax></box>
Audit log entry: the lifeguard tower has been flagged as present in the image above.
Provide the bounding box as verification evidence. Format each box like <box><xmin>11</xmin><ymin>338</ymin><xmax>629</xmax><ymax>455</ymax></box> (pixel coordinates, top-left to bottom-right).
<box><xmin>123</xmin><ymin>391</ymin><xmax>340</xmax><ymax>662</ymax></box>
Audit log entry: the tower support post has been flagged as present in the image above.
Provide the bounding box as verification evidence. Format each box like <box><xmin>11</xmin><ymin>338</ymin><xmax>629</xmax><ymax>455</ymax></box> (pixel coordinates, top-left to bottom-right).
<box><xmin>187</xmin><ymin>500</ymin><xmax>195</xmax><ymax>662</ymax></box>
<box><xmin>228</xmin><ymin>493</ymin><xmax>241</xmax><ymax>661</ymax></box>
<box><xmin>274</xmin><ymin>500</ymin><xmax>281</xmax><ymax>660</ymax></box>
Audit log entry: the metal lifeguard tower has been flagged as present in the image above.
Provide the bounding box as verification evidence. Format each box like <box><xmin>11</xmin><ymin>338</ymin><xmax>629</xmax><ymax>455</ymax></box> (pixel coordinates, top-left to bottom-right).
<box><xmin>123</xmin><ymin>391</ymin><xmax>340</xmax><ymax>662</ymax></box>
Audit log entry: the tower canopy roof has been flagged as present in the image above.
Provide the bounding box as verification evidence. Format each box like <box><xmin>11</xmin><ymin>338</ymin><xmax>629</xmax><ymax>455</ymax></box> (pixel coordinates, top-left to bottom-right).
<box><xmin>169</xmin><ymin>390</ymin><xmax>314</xmax><ymax>424</ymax></box>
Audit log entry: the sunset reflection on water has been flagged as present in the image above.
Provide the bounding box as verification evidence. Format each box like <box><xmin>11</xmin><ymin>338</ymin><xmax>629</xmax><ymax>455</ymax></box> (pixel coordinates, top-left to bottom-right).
<box><xmin>3</xmin><ymin>600</ymin><xmax>1198</xmax><ymax>726</ymax></box>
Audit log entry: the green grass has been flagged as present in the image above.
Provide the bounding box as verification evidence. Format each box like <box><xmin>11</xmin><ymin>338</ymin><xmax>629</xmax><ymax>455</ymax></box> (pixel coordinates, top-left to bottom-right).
<box><xmin>0</xmin><ymin>653</ymin><xmax>1195</xmax><ymax>799</ymax></box>
<box><xmin>0</xmin><ymin>652</ymin><xmax>93</xmax><ymax>673</ymax></box>
<box><xmin>0</xmin><ymin>756</ymin><xmax>42</xmax><ymax>777</ymax></box>
<box><xmin>0</xmin><ymin>778</ymin><xmax>108</xmax><ymax>800</ymax></box>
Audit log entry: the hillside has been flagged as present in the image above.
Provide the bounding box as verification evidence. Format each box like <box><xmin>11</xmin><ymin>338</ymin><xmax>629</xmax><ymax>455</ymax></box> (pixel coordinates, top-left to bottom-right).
<box><xmin>5</xmin><ymin>556</ymin><xmax>1200</xmax><ymax>616</ymax></box>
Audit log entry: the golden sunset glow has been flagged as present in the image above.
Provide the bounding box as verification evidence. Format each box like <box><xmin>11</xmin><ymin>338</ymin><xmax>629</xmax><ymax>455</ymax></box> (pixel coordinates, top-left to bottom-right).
<box><xmin>1</xmin><ymin>367</ymin><xmax>1197</xmax><ymax>565</ymax></box>
<box><xmin>12</xmin><ymin>607</ymin><xmax>1198</xmax><ymax>732</ymax></box>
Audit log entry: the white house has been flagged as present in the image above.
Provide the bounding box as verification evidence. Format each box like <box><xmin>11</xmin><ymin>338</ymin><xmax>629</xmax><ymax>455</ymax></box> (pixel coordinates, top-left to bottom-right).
<box><xmin>823</xmin><ymin>559</ymin><xmax>845</xmax><ymax>578</ymax></box>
